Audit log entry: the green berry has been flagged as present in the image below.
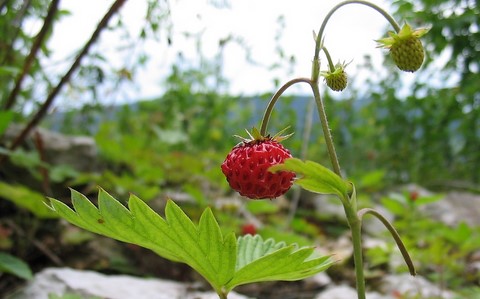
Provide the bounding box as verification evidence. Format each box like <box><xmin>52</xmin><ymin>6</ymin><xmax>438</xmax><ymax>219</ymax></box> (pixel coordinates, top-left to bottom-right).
<box><xmin>321</xmin><ymin>62</ymin><xmax>349</xmax><ymax>92</ymax></box>
<box><xmin>377</xmin><ymin>23</ymin><xmax>429</xmax><ymax>73</ymax></box>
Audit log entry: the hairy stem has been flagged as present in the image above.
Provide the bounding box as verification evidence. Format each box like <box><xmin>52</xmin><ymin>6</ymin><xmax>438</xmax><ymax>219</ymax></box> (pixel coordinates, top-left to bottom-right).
<box><xmin>358</xmin><ymin>208</ymin><xmax>416</xmax><ymax>276</ymax></box>
<box><xmin>309</xmin><ymin>83</ymin><xmax>342</xmax><ymax>177</ymax></box>
<box><xmin>344</xmin><ymin>203</ymin><xmax>366</xmax><ymax>299</ymax></box>
<box><xmin>313</xmin><ymin>0</ymin><xmax>401</xmax><ymax>62</ymax></box>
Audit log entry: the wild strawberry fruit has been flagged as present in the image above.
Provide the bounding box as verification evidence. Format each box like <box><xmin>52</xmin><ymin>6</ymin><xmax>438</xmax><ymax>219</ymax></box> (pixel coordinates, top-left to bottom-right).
<box><xmin>409</xmin><ymin>190</ymin><xmax>419</xmax><ymax>202</ymax></box>
<box><xmin>221</xmin><ymin>128</ymin><xmax>295</xmax><ymax>199</ymax></box>
<box><xmin>322</xmin><ymin>62</ymin><xmax>349</xmax><ymax>92</ymax></box>
<box><xmin>241</xmin><ymin>223</ymin><xmax>257</xmax><ymax>235</ymax></box>
<box><xmin>377</xmin><ymin>23</ymin><xmax>429</xmax><ymax>72</ymax></box>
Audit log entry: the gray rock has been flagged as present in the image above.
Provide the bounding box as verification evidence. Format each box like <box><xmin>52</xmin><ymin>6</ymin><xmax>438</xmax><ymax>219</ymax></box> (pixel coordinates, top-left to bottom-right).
<box><xmin>303</xmin><ymin>272</ymin><xmax>332</xmax><ymax>289</ymax></box>
<box><xmin>6</xmin><ymin>267</ymin><xmax>251</xmax><ymax>299</ymax></box>
<box><xmin>311</xmin><ymin>194</ymin><xmax>346</xmax><ymax>221</ymax></box>
<box><xmin>3</xmin><ymin>124</ymin><xmax>100</xmax><ymax>173</ymax></box>
<box><xmin>379</xmin><ymin>273</ymin><xmax>456</xmax><ymax>299</ymax></box>
<box><xmin>314</xmin><ymin>284</ymin><xmax>387</xmax><ymax>299</ymax></box>
<box><xmin>419</xmin><ymin>191</ymin><xmax>480</xmax><ymax>227</ymax></box>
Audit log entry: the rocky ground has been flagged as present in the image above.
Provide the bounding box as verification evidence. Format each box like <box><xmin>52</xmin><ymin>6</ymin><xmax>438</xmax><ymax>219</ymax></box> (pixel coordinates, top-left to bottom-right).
<box><xmin>2</xmin><ymin>125</ymin><xmax>479</xmax><ymax>299</ymax></box>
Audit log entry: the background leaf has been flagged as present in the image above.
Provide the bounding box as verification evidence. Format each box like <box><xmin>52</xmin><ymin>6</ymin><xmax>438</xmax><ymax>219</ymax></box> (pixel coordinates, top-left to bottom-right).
<box><xmin>0</xmin><ymin>111</ymin><xmax>14</xmax><ymax>136</ymax></box>
<box><xmin>0</xmin><ymin>182</ymin><xmax>58</xmax><ymax>218</ymax></box>
<box><xmin>0</xmin><ymin>252</ymin><xmax>33</xmax><ymax>280</ymax></box>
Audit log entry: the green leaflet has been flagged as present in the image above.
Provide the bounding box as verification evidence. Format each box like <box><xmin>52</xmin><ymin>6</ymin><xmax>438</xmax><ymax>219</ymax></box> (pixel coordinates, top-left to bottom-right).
<box><xmin>48</xmin><ymin>189</ymin><xmax>333</xmax><ymax>297</ymax></box>
<box><xmin>269</xmin><ymin>158</ymin><xmax>351</xmax><ymax>200</ymax></box>
<box><xmin>48</xmin><ymin>189</ymin><xmax>236</xmax><ymax>293</ymax></box>
<box><xmin>226</xmin><ymin>235</ymin><xmax>334</xmax><ymax>289</ymax></box>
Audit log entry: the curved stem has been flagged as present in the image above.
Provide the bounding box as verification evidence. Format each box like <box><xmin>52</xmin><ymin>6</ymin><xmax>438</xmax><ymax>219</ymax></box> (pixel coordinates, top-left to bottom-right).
<box><xmin>259</xmin><ymin>77</ymin><xmax>312</xmax><ymax>136</ymax></box>
<box><xmin>321</xmin><ymin>46</ymin><xmax>336</xmax><ymax>73</ymax></box>
<box><xmin>358</xmin><ymin>208</ymin><xmax>416</xmax><ymax>276</ymax></box>
<box><xmin>310</xmin><ymin>83</ymin><xmax>342</xmax><ymax>177</ymax></box>
<box><xmin>313</xmin><ymin>0</ymin><xmax>401</xmax><ymax>62</ymax></box>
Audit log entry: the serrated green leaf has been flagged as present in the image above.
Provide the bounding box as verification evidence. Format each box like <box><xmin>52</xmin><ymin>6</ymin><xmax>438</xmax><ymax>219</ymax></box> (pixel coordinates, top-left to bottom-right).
<box><xmin>269</xmin><ymin>158</ymin><xmax>350</xmax><ymax>199</ymax></box>
<box><xmin>48</xmin><ymin>189</ymin><xmax>236</xmax><ymax>294</ymax></box>
<box><xmin>0</xmin><ymin>182</ymin><xmax>58</xmax><ymax>218</ymax></box>
<box><xmin>126</xmin><ymin>194</ymin><xmax>181</xmax><ymax>261</ymax></box>
<box><xmin>235</xmin><ymin>235</ymin><xmax>285</xmax><ymax>271</ymax></box>
<box><xmin>198</xmin><ymin>208</ymin><xmax>236</xmax><ymax>285</ymax></box>
<box><xmin>225</xmin><ymin>235</ymin><xmax>334</xmax><ymax>289</ymax></box>
<box><xmin>49</xmin><ymin>189</ymin><xmax>332</xmax><ymax>297</ymax></box>
<box><xmin>0</xmin><ymin>252</ymin><xmax>33</xmax><ymax>280</ymax></box>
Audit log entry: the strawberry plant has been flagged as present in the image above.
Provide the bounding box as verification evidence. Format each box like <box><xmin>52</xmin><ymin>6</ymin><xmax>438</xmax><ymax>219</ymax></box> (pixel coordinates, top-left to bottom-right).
<box><xmin>47</xmin><ymin>1</ymin><xmax>428</xmax><ymax>299</ymax></box>
<box><xmin>220</xmin><ymin>1</ymin><xmax>428</xmax><ymax>298</ymax></box>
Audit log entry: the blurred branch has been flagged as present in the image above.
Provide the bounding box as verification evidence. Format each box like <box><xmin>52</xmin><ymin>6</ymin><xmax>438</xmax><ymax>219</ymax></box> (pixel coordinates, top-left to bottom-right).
<box><xmin>0</xmin><ymin>0</ymin><xmax>33</xmax><ymax>66</ymax></box>
<box><xmin>0</xmin><ymin>0</ymin><xmax>127</xmax><ymax>166</ymax></box>
<box><xmin>2</xmin><ymin>0</ymin><xmax>58</xmax><ymax>110</ymax></box>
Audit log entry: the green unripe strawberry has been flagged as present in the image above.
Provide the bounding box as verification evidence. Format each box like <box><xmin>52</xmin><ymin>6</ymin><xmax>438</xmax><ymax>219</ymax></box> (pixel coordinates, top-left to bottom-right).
<box><xmin>377</xmin><ymin>23</ymin><xmax>429</xmax><ymax>72</ymax></box>
<box><xmin>321</xmin><ymin>62</ymin><xmax>349</xmax><ymax>92</ymax></box>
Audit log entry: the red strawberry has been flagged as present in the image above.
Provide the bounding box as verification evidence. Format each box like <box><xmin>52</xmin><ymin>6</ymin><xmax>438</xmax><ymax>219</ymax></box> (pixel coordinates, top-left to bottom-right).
<box><xmin>241</xmin><ymin>223</ymin><xmax>257</xmax><ymax>235</ymax></box>
<box><xmin>409</xmin><ymin>190</ymin><xmax>419</xmax><ymax>202</ymax></box>
<box><xmin>221</xmin><ymin>128</ymin><xmax>295</xmax><ymax>199</ymax></box>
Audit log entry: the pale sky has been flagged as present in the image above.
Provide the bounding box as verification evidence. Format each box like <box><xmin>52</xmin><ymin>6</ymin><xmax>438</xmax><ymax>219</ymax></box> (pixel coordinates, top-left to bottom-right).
<box><xmin>46</xmin><ymin>0</ymin><xmax>396</xmax><ymax>104</ymax></box>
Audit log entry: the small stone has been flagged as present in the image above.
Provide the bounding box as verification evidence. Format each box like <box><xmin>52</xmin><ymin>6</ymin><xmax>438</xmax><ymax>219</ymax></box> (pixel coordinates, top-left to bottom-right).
<box><xmin>6</xmin><ymin>267</ymin><xmax>251</xmax><ymax>299</ymax></box>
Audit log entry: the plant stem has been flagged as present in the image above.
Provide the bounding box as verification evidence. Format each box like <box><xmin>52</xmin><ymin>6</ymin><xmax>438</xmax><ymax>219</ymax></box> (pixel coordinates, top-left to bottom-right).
<box><xmin>309</xmin><ymin>83</ymin><xmax>342</xmax><ymax>177</ymax></box>
<box><xmin>343</xmin><ymin>203</ymin><xmax>366</xmax><ymax>299</ymax></box>
<box><xmin>321</xmin><ymin>46</ymin><xmax>336</xmax><ymax>73</ymax></box>
<box><xmin>259</xmin><ymin>77</ymin><xmax>312</xmax><ymax>136</ymax></box>
<box><xmin>313</xmin><ymin>0</ymin><xmax>401</xmax><ymax>63</ymax></box>
<box><xmin>357</xmin><ymin>208</ymin><xmax>416</xmax><ymax>276</ymax></box>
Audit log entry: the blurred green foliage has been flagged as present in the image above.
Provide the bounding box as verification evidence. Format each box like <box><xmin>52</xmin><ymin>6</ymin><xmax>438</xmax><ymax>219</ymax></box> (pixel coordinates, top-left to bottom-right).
<box><xmin>0</xmin><ymin>0</ymin><xmax>479</xmax><ymax>297</ymax></box>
